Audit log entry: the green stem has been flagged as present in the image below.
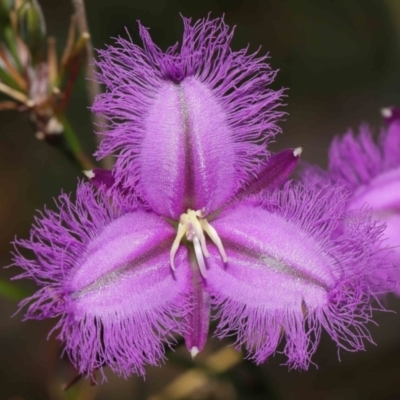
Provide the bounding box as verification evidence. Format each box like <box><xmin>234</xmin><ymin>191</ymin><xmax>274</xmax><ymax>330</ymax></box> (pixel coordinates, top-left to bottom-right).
<box><xmin>59</xmin><ymin>115</ymin><xmax>95</xmax><ymax>171</ymax></box>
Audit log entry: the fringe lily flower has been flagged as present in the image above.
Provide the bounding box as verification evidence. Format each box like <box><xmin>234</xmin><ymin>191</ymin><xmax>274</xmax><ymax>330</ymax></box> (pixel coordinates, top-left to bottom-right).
<box><xmin>12</xmin><ymin>17</ymin><xmax>387</xmax><ymax>378</ymax></box>
<box><xmin>318</xmin><ymin>108</ymin><xmax>400</xmax><ymax>292</ymax></box>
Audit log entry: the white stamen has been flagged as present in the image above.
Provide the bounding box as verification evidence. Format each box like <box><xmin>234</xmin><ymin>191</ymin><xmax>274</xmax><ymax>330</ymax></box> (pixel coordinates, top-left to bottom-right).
<box><xmin>293</xmin><ymin>146</ymin><xmax>303</xmax><ymax>157</ymax></box>
<box><xmin>170</xmin><ymin>222</ymin><xmax>187</xmax><ymax>270</ymax></box>
<box><xmin>381</xmin><ymin>107</ymin><xmax>392</xmax><ymax>118</ymax></box>
<box><xmin>190</xmin><ymin>346</ymin><xmax>200</xmax><ymax>359</ymax></box>
<box><xmin>200</xmin><ymin>219</ymin><xmax>228</xmax><ymax>263</ymax></box>
<box><xmin>193</xmin><ymin>236</ymin><xmax>207</xmax><ymax>278</ymax></box>
<box><xmin>83</xmin><ymin>170</ymin><xmax>95</xmax><ymax>179</ymax></box>
<box><xmin>169</xmin><ymin>209</ymin><xmax>228</xmax><ymax>275</ymax></box>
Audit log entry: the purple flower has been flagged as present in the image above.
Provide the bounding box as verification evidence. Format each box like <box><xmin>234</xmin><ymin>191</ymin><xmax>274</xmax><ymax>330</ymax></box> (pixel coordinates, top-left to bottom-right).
<box><xmin>12</xmin><ymin>17</ymin><xmax>388</xmax><ymax>379</ymax></box>
<box><xmin>319</xmin><ymin>108</ymin><xmax>400</xmax><ymax>292</ymax></box>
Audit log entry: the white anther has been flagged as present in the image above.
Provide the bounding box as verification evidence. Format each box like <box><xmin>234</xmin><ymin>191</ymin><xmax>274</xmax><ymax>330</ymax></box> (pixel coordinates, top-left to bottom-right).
<box><xmin>293</xmin><ymin>146</ymin><xmax>303</xmax><ymax>157</ymax></box>
<box><xmin>187</xmin><ymin>210</ymin><xmax>209</xmax><ymax>257</ymax></box>
<box><xmin>190</xmin><ymin>346</ymin><xmax>200</xmax><ymax>359</ymax></box>
<box><xmin>381</xmin><ymin>107</ymin><xmax>392</xmax><ymax>118</ymax></box>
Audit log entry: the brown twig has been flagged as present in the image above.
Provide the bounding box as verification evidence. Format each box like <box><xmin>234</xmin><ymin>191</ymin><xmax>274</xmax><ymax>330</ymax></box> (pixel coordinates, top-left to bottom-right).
<box><xmin>71</xmin><ymin>0</ymin><xmax>113</xmax><ymax>169</ymax></box>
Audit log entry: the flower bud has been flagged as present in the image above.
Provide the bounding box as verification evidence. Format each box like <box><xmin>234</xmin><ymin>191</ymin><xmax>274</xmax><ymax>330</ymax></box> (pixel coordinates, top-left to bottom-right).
<box><xmin>17</xmin><ymin>0</ymin><xmax>46</xmax><ymax>62</ymax></box>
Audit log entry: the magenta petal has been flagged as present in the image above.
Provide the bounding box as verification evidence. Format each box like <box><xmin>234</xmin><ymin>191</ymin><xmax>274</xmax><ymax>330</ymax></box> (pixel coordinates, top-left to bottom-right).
<box><xmin>13</xmin><ymin>183</ymin><xmax>191</xmax><ymax>377</ymax></box>
<box><xmin>206</xmin><ymin>183</ymin><xmax>385</xmax><ymax>368</ymax></box>
<box><xmin>93</xmin><ymin>17</ymin><xmax>284</xmax><ymax>218</ymax></box>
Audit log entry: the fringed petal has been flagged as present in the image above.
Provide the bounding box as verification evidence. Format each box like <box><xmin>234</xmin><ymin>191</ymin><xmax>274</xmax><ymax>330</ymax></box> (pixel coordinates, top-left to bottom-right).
<box><xmin>13</xmin><ymin>182</ymin><xmax>191</xmax><ymax>378</ymax></box>
<box><xmin>206</xmin><ymin>182</ymin><xmax>387</xmax><ymax>369</ymax></box>
<box><xmin>93</xmin><ymin>16</ymin><xmax>284</xmax><ymax>218</ymax></box>
<box><xmin>319</xmin><ymin>123</ymin><xmax>400</xmax><ymax>292</ymax></box>
<box><xmin>328</xmin><ymin>126</ymin><xmax>383</xmax><ymax>190</ymax></box>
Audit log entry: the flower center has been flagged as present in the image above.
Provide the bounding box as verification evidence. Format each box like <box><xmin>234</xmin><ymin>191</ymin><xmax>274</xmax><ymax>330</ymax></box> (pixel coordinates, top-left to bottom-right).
<box><xmin>170</xmin><ymin>209</ymin><xmax>228</xmax><ymax>278</ymax></box>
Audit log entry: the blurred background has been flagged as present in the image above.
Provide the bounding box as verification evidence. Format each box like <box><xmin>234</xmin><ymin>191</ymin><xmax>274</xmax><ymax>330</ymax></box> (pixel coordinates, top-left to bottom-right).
<box><xmin>1</xmin><ymin>0</ymin><xmax>400</xmax><ymax>399</ymax></box>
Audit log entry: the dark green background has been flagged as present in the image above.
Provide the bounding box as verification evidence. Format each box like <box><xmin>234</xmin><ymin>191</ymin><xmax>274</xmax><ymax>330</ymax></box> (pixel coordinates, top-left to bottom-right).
<box><xmin>1</xmin><ymin>0</ymin><xmax>400</xmax><ymax>399</ymax></box>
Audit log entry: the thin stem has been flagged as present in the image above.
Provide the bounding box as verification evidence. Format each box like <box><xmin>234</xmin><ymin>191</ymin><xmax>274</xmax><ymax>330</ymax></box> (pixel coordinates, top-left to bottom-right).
<box><xmin>71</xmin><ymin>0</ymin><xmax>113</xmax><ymax>169</ymax></box>
<box><xmin>0</xmin><ymin>81</ymin><xmax>30</xmax><ymax>104</ymax></box>
<box><xmin>59</xmin><ymin>115</ymin><xmax>95</xmax><ymax>170</ymax></box>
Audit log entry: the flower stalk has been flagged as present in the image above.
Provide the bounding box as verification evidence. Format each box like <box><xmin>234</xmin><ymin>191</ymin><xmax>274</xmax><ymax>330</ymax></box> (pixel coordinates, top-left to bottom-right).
<box><xmin>71</xmin><ymin>0</ymin><xmax>112</xmax><ymax>168</ymax></box>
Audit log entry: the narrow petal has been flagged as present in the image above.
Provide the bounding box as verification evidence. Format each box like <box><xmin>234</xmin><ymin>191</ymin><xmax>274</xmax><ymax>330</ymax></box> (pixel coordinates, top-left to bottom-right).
<box><xmin>206</xmin><ymin>182</ymin><xmax>386</xmax><ymax>369</ymax></box>
<box><xmin>381</xmin><ymin>106</ymin><xmax>400</xmax><ymax>125</ymax></box>
<box><xmin>83</xmin><ymin>168</ymin><xmax>115</xmax><ymax>189</ymax></box>
<box><xmin>183</xmin><ymin>261</ymin><xmax>211</xmax><ymax>356</ymax></box>
<box><xmin>233</xmin><ymin>147</ymin><xmax>302</xmax><ymax>201</ymax></box>
<box><xmin>13</xmin><ymin>183</ymin><xmax>191</xmax><ymax>378</ymax></box>
<box><xmin>93</xmin><ymin>17</ymin><xmax>284</xmax><ymax>218</ymax></box>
